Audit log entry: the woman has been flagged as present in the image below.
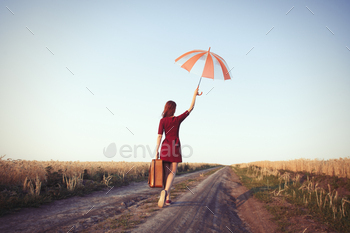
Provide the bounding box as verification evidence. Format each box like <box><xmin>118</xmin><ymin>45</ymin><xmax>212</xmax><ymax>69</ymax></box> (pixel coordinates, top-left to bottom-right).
<box><xmin>155</xmin><ymin>87</ymin><xmax>202</xmax><ymax>208</ymax></box>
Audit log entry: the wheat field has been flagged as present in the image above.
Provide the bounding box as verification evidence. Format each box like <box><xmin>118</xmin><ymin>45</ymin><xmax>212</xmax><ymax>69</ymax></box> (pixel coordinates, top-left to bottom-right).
<box><xmin>237</xmin><ymin>157</ymin><xmax>350</xmax><ymax>178</ymax></box>
<box><xmin>0</xmin><ymin>155</ymin><xmax>218</xmax><ymax>187</ymax></box>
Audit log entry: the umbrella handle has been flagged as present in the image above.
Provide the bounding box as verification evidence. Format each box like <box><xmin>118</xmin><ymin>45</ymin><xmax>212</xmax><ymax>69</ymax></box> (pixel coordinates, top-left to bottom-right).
<box><xmin>196</xmin><ymin>84</ymin><xmax>203</xmax><ymax>96</ymax></box>
<box><xmin>197</xmin><ymin>77</ymin><xmax>202</xmax><ymax>88</ymax></box>
<box><xmin>197</xmin><ymin>77</ymin><xmax>204</xmax><ymax>95</ymax></box>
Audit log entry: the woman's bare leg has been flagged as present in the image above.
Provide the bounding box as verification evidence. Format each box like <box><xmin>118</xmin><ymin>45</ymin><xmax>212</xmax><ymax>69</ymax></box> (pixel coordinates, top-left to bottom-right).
<box><xmin>164</xmin><ymin>162</ymin><xmax>178</xmax><ymax>200</ymax></box>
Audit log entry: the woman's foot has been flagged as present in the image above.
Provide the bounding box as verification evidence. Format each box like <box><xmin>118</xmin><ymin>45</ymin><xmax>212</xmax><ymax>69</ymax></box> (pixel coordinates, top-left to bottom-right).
<box><xmin>158</xmin><ymin>190</ymin><xmax>167</xmax><ymax>208</ymax></box>
<box><xmin>165</xmin><ymin>192</ymin><xmax>171</xmax><ymax>205</ymax></box>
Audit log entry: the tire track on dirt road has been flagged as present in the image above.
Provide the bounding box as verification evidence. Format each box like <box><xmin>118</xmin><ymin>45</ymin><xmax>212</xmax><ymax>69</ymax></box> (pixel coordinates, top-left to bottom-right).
<box><xmin>132</xmin><ymin>166</ymin><xmax>255</xmax><ymax>233</ymax></box>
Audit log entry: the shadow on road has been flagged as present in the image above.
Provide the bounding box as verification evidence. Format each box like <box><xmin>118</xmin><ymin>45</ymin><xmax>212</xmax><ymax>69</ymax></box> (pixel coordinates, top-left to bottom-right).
<box><xmin>236</xmin><ymin>190</ymin><xmax>253</xmax><ymax>208</ymax></box>
<box><xmin>166</xmin><ymin>201</ymin><xmax>206</xmax><ymax>207</ymax></box>
<box><xmin>235</xmin><ymin>184</ymin><xmax>280</xmax><ymax>208</ymax></box>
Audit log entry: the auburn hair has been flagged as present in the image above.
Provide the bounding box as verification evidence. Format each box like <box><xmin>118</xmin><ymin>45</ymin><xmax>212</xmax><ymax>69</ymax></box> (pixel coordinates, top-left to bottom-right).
<box><xmin>162</xmin><ymin>101</ymin><xmax>176</xmax><ymax>118</ymax></box>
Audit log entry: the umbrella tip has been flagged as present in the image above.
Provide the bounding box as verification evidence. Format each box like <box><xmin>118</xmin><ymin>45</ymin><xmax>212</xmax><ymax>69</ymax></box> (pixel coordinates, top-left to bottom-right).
<box><xmin>208</xmin><ymin>47</ymin><xmax>211</xmax><ymax>52</ymax></box>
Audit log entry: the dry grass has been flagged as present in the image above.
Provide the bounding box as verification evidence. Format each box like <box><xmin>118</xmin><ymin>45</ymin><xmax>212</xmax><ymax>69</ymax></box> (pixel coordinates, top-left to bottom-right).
<box><xmin>237</xmin><ymin>157</ymin><xmax>350</xmax><ymax>178</ymax></box>
<box><xmin>0</xmin><ymin>155</ymin><xmax>147</xmax><ymax>186</ymax></box>
<box><xmin>233</xmin><ymin>164</ymin><xmax>350</xmax><ymax>232</ymax></box>
<box><xmin>0</xmin><ymin>155</ymin><xmax>218</xmax><ymax>188</ymax></box>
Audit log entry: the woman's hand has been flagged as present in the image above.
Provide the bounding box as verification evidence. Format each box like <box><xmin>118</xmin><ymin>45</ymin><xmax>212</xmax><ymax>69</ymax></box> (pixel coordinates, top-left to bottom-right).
<box><xmin>188</xmin><ymin>87</ymin><xmax>202</xmax><ymax>113</ymax></box>
<box><xmin>155</xmin><ymin>151</ymin><xmax>159</xmax><ymax>159</ymax></box>
<box><xmin>195</xmin><ymin>87</ymin><xmax>203</xmax><ymax>96</ymax></box>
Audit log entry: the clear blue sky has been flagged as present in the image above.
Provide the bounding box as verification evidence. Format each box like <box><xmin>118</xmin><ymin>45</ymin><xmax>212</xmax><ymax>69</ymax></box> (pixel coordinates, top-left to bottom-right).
<box><xmin>1</xmin><ymin>0</ymin><xmax>349</xmax><ymax>165</ymax></box>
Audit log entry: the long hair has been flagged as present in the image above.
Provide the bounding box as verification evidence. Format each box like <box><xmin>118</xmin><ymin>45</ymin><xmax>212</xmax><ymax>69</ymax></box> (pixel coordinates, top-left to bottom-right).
<box><xmin>162</xmin><ymin>101</ymin><xmax>176</xmax><ymax>118</ymax></box>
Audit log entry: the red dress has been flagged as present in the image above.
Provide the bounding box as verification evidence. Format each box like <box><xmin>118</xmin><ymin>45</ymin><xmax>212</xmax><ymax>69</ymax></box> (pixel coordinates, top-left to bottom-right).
<box><xmin>158</xmin><ymin>110</ymin><xmax>190</xmax><ymax>163</ymax></box>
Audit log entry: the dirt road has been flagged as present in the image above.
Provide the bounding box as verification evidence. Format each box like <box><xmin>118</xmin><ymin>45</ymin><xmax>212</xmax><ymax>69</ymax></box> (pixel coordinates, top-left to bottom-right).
<box><xmin>0</xmin><ymin>166</ymin><xmax>278</xmax><ymax>233</ymax></box>
<box><xmin>132</xmin><ymin>166</ymin><xmax>277</xmax><ymax>233</ymax></box>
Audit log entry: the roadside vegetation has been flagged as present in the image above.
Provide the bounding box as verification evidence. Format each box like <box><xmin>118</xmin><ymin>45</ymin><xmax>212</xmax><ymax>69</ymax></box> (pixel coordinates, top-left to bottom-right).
<box><xmin>239</xmin><ymin>158</ymin><xmax>350</xmax><ymax>178</ymax></box>
<box><xmin>232</xmin><ymin>163</ymin><xmax>350</xmax><ymax>232</ymax></box>
<box><xmin>0</xmin><ymin>155</ymin><xmax>219</xmax><ymax>216</ymax></box>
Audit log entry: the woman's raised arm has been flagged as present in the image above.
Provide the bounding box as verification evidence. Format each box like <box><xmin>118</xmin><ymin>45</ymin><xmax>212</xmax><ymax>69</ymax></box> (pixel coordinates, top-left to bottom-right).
<box><xmin>188</xmin><ymin>87</ymin><xmax>202</xmax><ymax>113</ymax></box>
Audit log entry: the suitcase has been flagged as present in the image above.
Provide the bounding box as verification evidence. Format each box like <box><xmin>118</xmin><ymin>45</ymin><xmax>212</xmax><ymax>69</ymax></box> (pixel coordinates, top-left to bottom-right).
<box><xmin>148</xmin><ymin>159</ymin><xmax>163</xmax><ymax>188</ymax></box>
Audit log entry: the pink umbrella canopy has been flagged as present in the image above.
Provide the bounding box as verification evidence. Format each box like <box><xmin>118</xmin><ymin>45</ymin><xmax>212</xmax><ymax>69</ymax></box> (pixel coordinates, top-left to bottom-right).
<box><xmin>175</xmin><ymin>47</ymin><xmax>232</xmax><ymax>87</ymax></box>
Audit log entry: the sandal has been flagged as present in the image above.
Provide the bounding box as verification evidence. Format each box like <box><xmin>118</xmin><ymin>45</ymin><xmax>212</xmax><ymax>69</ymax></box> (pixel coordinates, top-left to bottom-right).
<box><xmin>158</xmin><ymin>190</ymin><xmax>167</xmax><ymax>208</ymax></box>
<box><xmin>165</xmin><ymin>200</ymin><xmax>172</xmax><ymax>205</ymax></box>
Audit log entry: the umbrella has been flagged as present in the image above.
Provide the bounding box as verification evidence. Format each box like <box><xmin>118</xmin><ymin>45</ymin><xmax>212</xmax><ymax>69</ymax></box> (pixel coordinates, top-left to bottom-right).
<box><xmin>175</xmin><ymin>47</ymin><xmax>232</xmax><ymax>88</ymax></box>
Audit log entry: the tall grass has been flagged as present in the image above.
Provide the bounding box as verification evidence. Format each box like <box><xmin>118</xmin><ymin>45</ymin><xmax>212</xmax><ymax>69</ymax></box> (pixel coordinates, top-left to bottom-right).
<box><xmin>0</xmin><ymin>155</ymin><xmax>146</xmax><ymax>186</ymax></box>
<box><xmin>0</xmin><ymin>155</ymin><xmax>216</xmax><ymax>185</ymax></box>
<box><xmin>238</xmin><ymin>157</ymin><xmax>350</xmax><ymax>178</ymax></box>
<box><xmin>233</xmin><ymin>164</ymin><xmax>350</xmax><ymax>231</ymax></box>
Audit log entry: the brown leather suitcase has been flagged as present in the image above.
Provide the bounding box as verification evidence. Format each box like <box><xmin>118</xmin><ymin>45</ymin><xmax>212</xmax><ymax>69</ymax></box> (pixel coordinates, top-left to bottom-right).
<box><xmin>148</xmin><ymin>159</ymin><xmax>163</xmax><ymax>188</ymax></box>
